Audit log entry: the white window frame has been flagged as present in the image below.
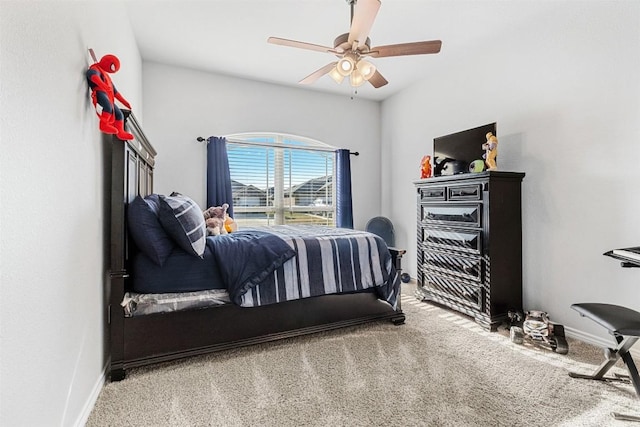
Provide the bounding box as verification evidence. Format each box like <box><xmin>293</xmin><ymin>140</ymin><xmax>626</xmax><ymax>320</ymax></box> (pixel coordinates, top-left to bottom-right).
<box><xmin>226</xmin><ymin>132</ymin><xmax>337</xmax><ymax>226</ymax></box>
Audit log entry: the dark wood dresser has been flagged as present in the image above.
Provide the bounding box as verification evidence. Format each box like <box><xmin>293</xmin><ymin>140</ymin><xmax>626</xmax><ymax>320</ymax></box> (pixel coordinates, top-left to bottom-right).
<box><xmin>414</xmin><ymin>171</ymin><xmax>525</xmax><ymax>330</ymax></box>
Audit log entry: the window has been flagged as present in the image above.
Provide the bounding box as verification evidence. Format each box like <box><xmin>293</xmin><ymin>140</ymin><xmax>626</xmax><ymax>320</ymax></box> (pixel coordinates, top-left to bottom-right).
<box><xmin>226</xmin><ymin>133</ymin><xmax>336</xmax><ymax>227</ymax></box>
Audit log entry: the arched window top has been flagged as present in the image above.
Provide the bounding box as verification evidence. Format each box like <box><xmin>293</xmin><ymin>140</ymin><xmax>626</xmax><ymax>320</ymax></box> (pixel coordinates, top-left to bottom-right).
<box><xmin>226</xmin><ymin>132</ymin><xmax>337</xmax><ymax>152</ymax></box>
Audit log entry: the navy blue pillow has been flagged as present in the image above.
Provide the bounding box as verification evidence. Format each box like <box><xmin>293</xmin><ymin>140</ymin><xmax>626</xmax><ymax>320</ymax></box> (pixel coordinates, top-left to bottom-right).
<box><xmin>158</xmin><ymin>193</ymin><xmax>207</xmax><ymax>257</ymax></box>
<box><xmin>127</xmin><ymin>195</ymin><xmax>175</xmax><ymax>266</ymax></box>
<box><xmin>131</xmin><ymin>245</ymin><xmax>226</xmax><ymax>293</ymax></box>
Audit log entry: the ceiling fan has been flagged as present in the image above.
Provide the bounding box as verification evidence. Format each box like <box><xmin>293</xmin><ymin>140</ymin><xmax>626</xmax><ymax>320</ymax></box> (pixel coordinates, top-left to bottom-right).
<box><xmin>267</xmin><ymin>0</ymin><xmax>442</xmax><ymax>89</ymax></box>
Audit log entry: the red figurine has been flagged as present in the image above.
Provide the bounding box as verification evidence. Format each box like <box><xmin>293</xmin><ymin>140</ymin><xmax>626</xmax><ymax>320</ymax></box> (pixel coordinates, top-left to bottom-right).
<box><xmin>420</xmin><ymin>155</ymin><xmax>432</xmax><ymax>179</ymax></box>
<box><xmin>86</xmin><ymin>54</ymin><xmax>134</xmax><ymax>140</ymax></box>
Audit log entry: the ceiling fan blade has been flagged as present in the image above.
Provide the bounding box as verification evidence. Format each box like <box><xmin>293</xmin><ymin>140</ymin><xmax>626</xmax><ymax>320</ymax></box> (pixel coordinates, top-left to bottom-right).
<box><xmin>368</xmin><ymin>70</ymin><xmax>388</xmax><ymax>88</ymax></box>
<box><xmin>268</xmin><ymin>37</ymin><xmax>338</xmax><ymax>54</ymax></box>
<box><xmin>299</xmin><ymin>62</ymin><xmax>338</xmax><ymax>85</ymax></box>
<box><xmin>348</xmin><ymin>0</ymin><xmax>381</xmax><ymax>48</ymax></box>
<box><xmin>369</xmin><ymin>40</ymin><xmax>442</xmax><ymax>58</ymax></box>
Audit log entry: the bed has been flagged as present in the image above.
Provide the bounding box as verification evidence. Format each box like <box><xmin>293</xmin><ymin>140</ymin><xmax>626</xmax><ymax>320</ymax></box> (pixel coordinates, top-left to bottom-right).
<box><xmin>107</xmin><ymin>111</ymin><xmax>405</xmax><ymax>381</ymax></box>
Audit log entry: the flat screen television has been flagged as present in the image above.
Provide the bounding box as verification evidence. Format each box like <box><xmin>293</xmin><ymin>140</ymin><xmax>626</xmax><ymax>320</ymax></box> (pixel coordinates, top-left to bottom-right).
<box><xmin>433</xmin><ymin>122</ymin><xmax>496</xmax><ymax>176</ymax></box>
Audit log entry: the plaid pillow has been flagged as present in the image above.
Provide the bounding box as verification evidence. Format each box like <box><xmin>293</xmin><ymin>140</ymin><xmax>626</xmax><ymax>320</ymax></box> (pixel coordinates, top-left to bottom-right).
<box><xmin>158</xmin><ymin>193</ymin><xmax>206</xmax><ymax>257</ymax></box>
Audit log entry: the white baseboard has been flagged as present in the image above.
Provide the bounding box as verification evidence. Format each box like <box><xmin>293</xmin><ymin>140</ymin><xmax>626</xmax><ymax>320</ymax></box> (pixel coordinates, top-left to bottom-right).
<box><xmin>565</xmin><ymin>326</ymin><xmax>640</xmax><ymax>360</ymax></box>
<box><xmin>73</xmin><ymin>364</ymin><xmax>107</xmax><ymax>427</ymax></box>
<box><xmin>402</xmin><ymin>280</ymin><xmax>640</xmax><ymax>360</ymax></box>
<box><xmin>565</xmin><ymin>325</ymin><xmax>611</xmax><ymax>348</ymax></box>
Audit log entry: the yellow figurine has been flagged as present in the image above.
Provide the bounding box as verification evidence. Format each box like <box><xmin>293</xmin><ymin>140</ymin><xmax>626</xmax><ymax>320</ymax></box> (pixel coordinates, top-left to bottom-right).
<box><xmin>483</xmin><ymin>132</ymin><xmax>498</xmax><ymax>171</ymax></box>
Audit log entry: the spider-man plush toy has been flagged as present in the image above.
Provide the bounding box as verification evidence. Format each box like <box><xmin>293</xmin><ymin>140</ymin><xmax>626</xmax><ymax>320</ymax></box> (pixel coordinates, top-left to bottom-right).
<box><xmin>86</xmin><ymin>54</ymin><xmax>134</xmax><ymax>140</ymax></box>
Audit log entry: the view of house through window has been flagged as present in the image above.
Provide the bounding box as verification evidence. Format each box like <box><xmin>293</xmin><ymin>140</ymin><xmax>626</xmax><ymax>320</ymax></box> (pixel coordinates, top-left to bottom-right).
<box><xmin>226</xmin><ymin>133</ymin><xmax>336</xmax><ymax>227</ymax></box>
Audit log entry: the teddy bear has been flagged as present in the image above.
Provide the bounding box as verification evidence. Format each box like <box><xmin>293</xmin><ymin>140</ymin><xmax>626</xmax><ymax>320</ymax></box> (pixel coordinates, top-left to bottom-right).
<box><xmin>203</xmin><ymin>203</ymin><xmax>229</xmax><ymax>236</ymax></box>
<box><xmin>482</xmin><ymin>132</ymin><xmax>498</xmax><ymax>171</ymax></box>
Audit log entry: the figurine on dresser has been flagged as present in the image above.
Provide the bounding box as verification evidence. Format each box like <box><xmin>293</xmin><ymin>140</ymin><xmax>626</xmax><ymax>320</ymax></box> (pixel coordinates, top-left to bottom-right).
<box><xmin>420</xmin><ymin>155</ymin><xmax>432</xmax><ymax>178</ymax></box>
<box><xmin>483</xmin><ymin>132</ymin><xmax>498</xmax><ymax>171</ymax></box>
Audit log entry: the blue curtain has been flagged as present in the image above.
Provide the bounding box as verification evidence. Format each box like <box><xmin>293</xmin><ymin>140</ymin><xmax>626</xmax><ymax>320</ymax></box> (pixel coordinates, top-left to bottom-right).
<box><xmin>335</xmin><ymin>149</ymin><xmax>353</xmax><ymax>229</ymax></box>
<box><xmin>206</xmin><ymin>136</ymin><xmax>234</xmax><ymax>217</ymax></box>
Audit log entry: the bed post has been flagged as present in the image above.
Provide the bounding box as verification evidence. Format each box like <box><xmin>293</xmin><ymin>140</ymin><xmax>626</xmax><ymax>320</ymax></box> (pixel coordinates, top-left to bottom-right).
<box><xmin>388</xmin><ymin>247</ymin><xmax>406</xmax><ymax>324</ymax></box>
<box><xmin>108</xmin><ymin>135</ymin><xmax>127</xmax><ymax>381</ymax></box>
<box><xmin>108</xmin><ymin>110</ymin><xmax>155</xmax><ymax>381</ymax></box>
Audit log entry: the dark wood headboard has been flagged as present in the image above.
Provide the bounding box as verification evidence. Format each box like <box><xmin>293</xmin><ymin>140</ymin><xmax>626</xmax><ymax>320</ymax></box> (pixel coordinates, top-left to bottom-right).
<box><xmin>108</xmin><ymin>110</ymin><xmax>156</xmax><ymax>368</ymax></box>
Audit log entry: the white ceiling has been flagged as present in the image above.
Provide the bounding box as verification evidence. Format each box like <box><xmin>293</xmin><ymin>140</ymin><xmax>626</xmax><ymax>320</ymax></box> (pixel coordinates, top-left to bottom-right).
<box><xmin>125</xmin><ymin>0</ymin><xmax>554</xmax><ymax>101</ymax></box>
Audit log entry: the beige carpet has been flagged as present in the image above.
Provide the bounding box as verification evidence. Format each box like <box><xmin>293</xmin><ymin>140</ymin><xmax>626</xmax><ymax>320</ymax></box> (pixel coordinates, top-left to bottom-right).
<box><xmin>87</xmin><ymin>291</ymin><xmax>639</xmax><ymax>426</ymax></box>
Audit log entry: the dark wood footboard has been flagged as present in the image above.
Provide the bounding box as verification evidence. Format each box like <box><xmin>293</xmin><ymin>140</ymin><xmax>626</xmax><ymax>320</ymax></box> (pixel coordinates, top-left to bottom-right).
<box><xmin>110</xmin><ymin>292</ymin><xmax>404</xmax><ymax>379</ymax></box>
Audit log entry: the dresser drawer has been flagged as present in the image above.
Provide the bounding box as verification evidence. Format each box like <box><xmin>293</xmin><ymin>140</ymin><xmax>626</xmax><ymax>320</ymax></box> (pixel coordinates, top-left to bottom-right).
<box><xmin>421</xmin><ymin>272</ymin><xmax>483</xmax><ymax>311</ymax></box>
<box><xmin>422</xmin><ymin>250</ymin><xmax>483</xmax><ymax>283</ymax></box>
<box><xmin>419</xmin><ymin>186</ymin><xmax>446</xmax><ymax>202</ymax></box>
<box><xmin>421</xmin><ymin>227</ymin><xmax>481</xmax><ymax>254</ymax></box>
<box><xmin>421</xmin><ymin>204</ymin><xmax>481</xmax><ymax>227</ymax></box>
<box><xmin>448</xmin><ymin>184</ymin><xmax>483</xmax><ymax>201</ymax></box>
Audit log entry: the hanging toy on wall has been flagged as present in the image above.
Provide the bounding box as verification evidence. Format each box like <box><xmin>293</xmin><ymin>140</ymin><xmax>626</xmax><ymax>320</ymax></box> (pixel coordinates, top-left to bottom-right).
<box><xmin>86</xmin><ymin>49</ymin><xmax>134</xmax><ymax>140</ymax></box>
<box><xmin>420</xmin><ymin>155</ymin><xmax>432</xmax><ymax>179</ymax></box>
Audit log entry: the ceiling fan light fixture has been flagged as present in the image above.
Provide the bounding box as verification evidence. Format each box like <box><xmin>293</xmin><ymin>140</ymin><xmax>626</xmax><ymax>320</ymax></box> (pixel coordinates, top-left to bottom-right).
<box><xmin>337</xmin><ymin>54</ymin><xmax>356</xmax><ymax>76</ymax></box>
<box><xmin>328</xmin><ymin>66</ymin><xmax>345</xmax><ymax>83</ymax></box>
<box><xmin>356</xmin><ymin>59</ymin><xmax>376</xmax><ymax>80</ymax></box>
<box><xmin>267</xmin><ymin>0</ymin><xmax>442</xmax><ymax>90</ymax></box>
<box><xmin>349</xmin><ymin>69</ymin><xmax>366</xmax><ymax>87</ymax></box>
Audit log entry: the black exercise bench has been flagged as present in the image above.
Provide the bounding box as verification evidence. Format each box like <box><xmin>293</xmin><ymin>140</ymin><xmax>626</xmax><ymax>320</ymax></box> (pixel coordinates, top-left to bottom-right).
<box><xmin>568</xmin><ymin>248</ymin><xmax>640</xmax><ymax>421</ymax></box>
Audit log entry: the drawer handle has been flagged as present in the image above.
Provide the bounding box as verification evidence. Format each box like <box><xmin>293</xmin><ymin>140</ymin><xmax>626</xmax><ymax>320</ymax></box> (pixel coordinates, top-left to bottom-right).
<box><xmin>424</xmin><ymin>190</ymin><xmax>444</xmax><ymax>198</ymax></box>
<box><xmin>426</xmin><ymin>212</ymin><xmax>474</xmax><ymax>221</ymax></box>
<box><xmin>451</xmin><ymin>188</ymin><xmax>478</xmax><ymax>197</ymax></box>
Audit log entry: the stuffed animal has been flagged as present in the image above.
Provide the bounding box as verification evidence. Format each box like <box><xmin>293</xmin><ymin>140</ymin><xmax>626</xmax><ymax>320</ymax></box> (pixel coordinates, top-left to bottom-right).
<box><xmin>203</xmin><ymin>203</ymin><xmax>229</xmax><ymax>236</ymax></box>
<box><xmin>420</xmin><ymin>155</ymin><xmax>432</xmax><ymax>179</ymax></box>
<box><xmin>86</xmin><ymin>54</ymin><xmax>134</xmax><ymax>140</ymax></box>
<box><xmin>482</xmin><ymin>132</ymin><xmax>498</xmax><ymax>171</ymax></box>
<box><xmin>224</xmin><ymin>214</ymin><xmax>238</xmax><ymax>233</ymax></box>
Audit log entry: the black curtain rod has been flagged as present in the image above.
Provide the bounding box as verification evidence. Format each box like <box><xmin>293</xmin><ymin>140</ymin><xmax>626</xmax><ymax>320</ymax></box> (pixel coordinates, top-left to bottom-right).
<box><xmin>196</xmin><ymin>136</ymin><xmax>358</xmax><ymax>156</ymax></box>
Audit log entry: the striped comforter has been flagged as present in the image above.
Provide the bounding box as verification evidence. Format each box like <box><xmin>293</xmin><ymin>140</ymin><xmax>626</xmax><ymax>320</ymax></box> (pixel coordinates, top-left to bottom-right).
<box><xmin>233</xmin><ymin>225</ymin><xmax>400</xmax><ymax>309</ymax></box>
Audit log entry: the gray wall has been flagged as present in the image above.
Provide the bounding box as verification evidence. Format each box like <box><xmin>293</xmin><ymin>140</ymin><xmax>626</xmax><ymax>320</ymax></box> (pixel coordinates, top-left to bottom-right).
<box><xmin>142</xmin><ymin>62</ymin><xmax>381</xmax><ymax>230</ymax></box>
<box><xmin>380</xmin><ymin>1</ymin><xmax>640</xmax><ymax>343</ymax></box>
<box><xmin>1</xmin><ymin>1</ymin><xmax>639</xmax><ymax>425</ymax></box>
<box><xmin>0</xmin><ymin>2</ymin><xmax>142</xmax><ymax>425</ymax></box>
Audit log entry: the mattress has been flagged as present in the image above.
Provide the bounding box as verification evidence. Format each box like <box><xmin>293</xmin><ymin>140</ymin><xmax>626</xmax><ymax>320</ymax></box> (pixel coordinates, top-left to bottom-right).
<box><xmin>124</xmin><ymin>225</ymin><xmax>400</xmax><ymax>315</ymax></box>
